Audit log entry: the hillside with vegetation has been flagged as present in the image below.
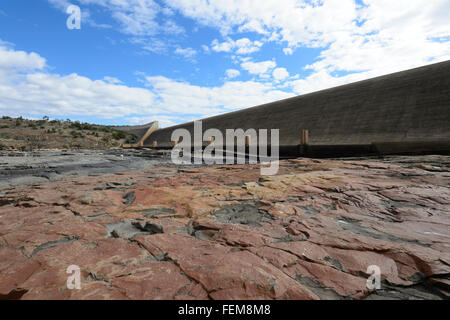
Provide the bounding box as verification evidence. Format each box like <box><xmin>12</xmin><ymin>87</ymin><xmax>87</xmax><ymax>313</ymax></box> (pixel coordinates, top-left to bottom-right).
<box><xmin>0</xmin><ymin>116</ymin><xmax>137</xmax><ymax>151</ymax></box>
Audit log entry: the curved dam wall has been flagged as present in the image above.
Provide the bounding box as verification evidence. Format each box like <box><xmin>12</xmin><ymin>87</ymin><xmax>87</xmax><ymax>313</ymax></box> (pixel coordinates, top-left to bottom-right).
<box><xmin>111</xmin><ymin>122</ymin><xmax>157</xmax><ymax>140</ymax></box>
<box><xmin>144</xmin><ymin>61</ymin><xmax>450</xmax><ymax>155</ymax></box>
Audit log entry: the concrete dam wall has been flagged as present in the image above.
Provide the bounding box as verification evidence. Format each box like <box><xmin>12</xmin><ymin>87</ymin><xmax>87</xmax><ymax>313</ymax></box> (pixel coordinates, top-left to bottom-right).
<box><xmin>112</xmin><ymin>122</ymin><xmax>157</xmax><ymax>140</ymax></box>
<box><xmin>144</xmin><ymin>61</ymin><xmax>450</xmax><ymax>157</ymax></box>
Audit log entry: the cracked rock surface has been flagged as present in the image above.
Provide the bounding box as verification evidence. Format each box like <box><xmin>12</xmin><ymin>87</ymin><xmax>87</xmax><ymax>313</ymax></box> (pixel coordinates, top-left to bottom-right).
<box><xmin>0</xmin><ymin>154</ymin><xmax>449</xmax><ymax>300</ymax></box>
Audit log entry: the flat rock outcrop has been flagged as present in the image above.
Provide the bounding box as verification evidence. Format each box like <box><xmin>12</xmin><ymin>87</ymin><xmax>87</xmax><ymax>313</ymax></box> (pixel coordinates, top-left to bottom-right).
<box><xmin>0</xmin><ymin>155</ymin><xmax>449</xmax><ymax>300</ymax></box>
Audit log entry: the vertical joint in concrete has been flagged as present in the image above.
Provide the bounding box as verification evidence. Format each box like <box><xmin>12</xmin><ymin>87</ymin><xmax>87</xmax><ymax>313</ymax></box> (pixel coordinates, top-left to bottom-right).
<box><xmin>301</xmin><ymin>130</ymin><xmax>309</xmax><ymax>145</ymax></box>
<box><xmin>245</xmin><ymin>136</ymin><xmax>251</xmax><ymax>147</ymax></box>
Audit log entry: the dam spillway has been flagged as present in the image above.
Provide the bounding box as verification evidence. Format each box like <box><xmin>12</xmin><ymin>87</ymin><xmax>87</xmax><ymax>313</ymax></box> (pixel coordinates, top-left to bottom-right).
<box><xmin>142</xmin><ymin>60</ymin><xmax>450</xmax><ymax>157</ymax></box>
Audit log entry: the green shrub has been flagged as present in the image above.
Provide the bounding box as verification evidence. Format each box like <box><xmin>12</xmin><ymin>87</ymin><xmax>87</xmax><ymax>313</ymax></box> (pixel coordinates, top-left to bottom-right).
<box><xmin>70</xmin><ymin>130</ymin><xmax>80</xmax><ymax>138</ymax></box>
<box><xmin>112</xmin><ymin>131</ymin><xmax>126</xmax><ymax>140</ymax></box>
<box><xmin>70</xmin><ymin>121</ymin><xmax>98</xmax><ymax>131</ymax></box>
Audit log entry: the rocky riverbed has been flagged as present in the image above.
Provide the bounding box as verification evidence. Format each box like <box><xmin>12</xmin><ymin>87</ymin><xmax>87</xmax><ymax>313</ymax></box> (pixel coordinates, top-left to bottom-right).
<box><xmin>0</xmin><ymin>149</ymin><xmax>173</xmax><ymax>190</ymax></box>
<box><xmin>0</xmin><ymin>151</ymin><xmax>449</xmax><ymax>300</ymax></box>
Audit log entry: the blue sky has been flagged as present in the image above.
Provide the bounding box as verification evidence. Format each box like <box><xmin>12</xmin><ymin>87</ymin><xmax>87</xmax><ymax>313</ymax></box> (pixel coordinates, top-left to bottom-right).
<box><xmin>0</xmin><ymin>0</ymin><xmax>449</xmax><ymax>127</ymax></box>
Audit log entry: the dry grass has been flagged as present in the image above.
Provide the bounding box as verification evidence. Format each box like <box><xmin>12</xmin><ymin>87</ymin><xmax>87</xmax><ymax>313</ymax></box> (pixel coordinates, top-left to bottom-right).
<box><xmin>0</xmin><ymin>116</ymin><xmax>136</xmax><ymax>151</ymax></box>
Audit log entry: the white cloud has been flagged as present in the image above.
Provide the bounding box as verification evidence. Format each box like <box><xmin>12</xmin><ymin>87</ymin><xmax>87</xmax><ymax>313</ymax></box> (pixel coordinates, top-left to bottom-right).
<box><xmin>304</xmin><ymin>1</ymin><xmax>450</xmax><ymax>76</ymax></box>
<box><xmin>273</xmin><ymin>68</ymin><xmax>289</xmax><ymax>81</ymax></box>
<box><xmin>286</xmin><ymin>69</ymin><xmax>372</xmax><ymax>95</ymax></box>
<box><xmin>211</xmin><ymin>39</ymin><xmax>234</xmax><ymax>53</ymax></box>
<box><xmin>201</xmin><ymin>45</ymin><xmax>210</xmax><ymax>53</ymax></box>
<box><xmin>103</xmin><ymin>76</ymin><xmax>122</xmax><ymax>84</ymax></box>
<box><xmin>48</xmin><ymin>0</ymin><xmax>450</xmax><ymax>83</ymax></box>
<box><xmin>47</xmin><ymin>0</ymin><xmax>109</xmax><ymax>30</ymax></box>
<box><xmin>125</xmin><ymin>115</ymin><xmax>182</xmax><ymax>128</ymax></box>
<box><xmin>48</xmin><ymin>0</ymin><xmax>185</xmax><ymax>37</ymax></box>
<box><xmin>0</xmin><ymin>44</ymin><xmax>294</xmax><ymax>124</ymax></box>
<box><xmin>167</xmin><ymin>0</ymin><xmax>450</xmax><ymax>91</ymax></box>
<box><xmin>211</xmin><ymin>37</ymin><xmax>263</xmax><ymax>55</ymax></box>
<box><xmin>166</xmin><ymin>0</ymin><xmax>359</xmax><ymax>46</ymax></box>
<box><xmin>241</xmin><ymin>60</ymin><xmax>277</xmax><ymax>76</ymax></box>
<box><xmin>0</xmin><ymin>71</ymin><xmax>157</xmax><ymax>119</ymax></box>
<box><xmin>225</xmin><ymin>69</ymin><xmax>240</xmax><ymax>79</ymax></box>
<box><xmin>47</xmin><ymin>0</ymin><xmax>71</xmax><ymax>11</ymax></box>
<box><xmin>174</xmin><ymin>47</ymin><xmax>197</xmax><ymax>58</ymax></box>
<box><xmin>0</xmin><ymin>46</ymin><xmax>46</xmax><ymax>71</ymax></box>
<box><xmin>145</xmin><ymin>75</ymin><xmax>294</xmax><ymax>116</ymax></box>
<box><xmin>161</xmin><ymin>6</ymin><xmax>175</xmax><ymax>16</ymax></box>
<box><xmin>236</xmin><ymin>38</ymin><xmax>263</xmax><ymax>54</ymax></box>
<box><xmin>131</xmin><ymin>37</ymin><xmax>171</xmax><ymax>54</ymax></box>
<box><xmin>283</xmin><ymin>48</ymin><xmax>293</xmax><ymax>55</ymax></box>
<box><xmin>98</xmin><ymin>0</ymin><xmax>161</xmax><ymax>36</ymax></box>
<box><xmin>0</xmin><ymin>44</ymin><xmax>156</xmax><ymax>119</ymax></box>
<box><xmin>47</xmin><ymin>0</ymin><xmax>450</xmax><ymax>90</ymax></box>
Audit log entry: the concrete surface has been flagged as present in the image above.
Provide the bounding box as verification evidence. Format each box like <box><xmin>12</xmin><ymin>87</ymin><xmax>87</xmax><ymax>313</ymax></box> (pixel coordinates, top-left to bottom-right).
<box><xmin>144</xmin><ymin>61</ymin><xmax>450</xmax><ymax>155</ymax></box>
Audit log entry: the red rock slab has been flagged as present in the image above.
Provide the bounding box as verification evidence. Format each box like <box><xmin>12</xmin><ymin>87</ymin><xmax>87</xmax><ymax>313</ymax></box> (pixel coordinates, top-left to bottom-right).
<box><xmin>22</xmin><ymin>282</ymin><xmax>129</xmax><ymax>300</ymax></box>
<box><xmin>323</xmin><ymin>247</ymin><xmax>411</xmax><ymax>286</ymax></box>
<box><xmin>284</xmin><ymin>260</ymin><xmax>368</xmax><ymax>299</ymax></box>
<box><xmin>110</xmin><ymin>262</ymin><xmax>208</xmax><ymax>300</ymax></box>
<box><xmin>191</xmin><ymin>219</ymin><xmax>270</xmax><ymax>247</ymax></box>
<box><xmin>136</xmin><ymin>233</ymin><xmax>318</xmax><ymax>300</ymax></box>
<box><xmin>0</xmin><ymin>247</ymin><xmax>41</xmax><ymax>298</ymax></box>
<box><xmin>0</xmin><ymin>206</ymin><xmax>106</xmax><ymax>256</ymax></box>
<box><xmin>4</xmin><ymin>239</ymin><xmax>158</xmax><ymax>299</ymax></box>
<box><xmin>1</xmin><ymin>155</ymin><xmax>449</xmax><ymax>300</ymax></box>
